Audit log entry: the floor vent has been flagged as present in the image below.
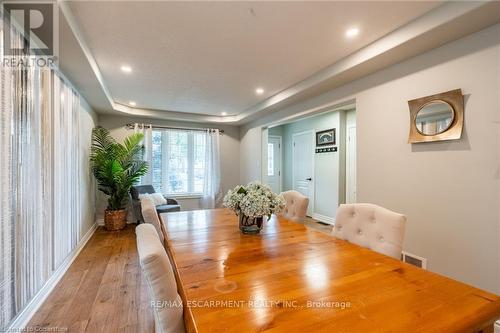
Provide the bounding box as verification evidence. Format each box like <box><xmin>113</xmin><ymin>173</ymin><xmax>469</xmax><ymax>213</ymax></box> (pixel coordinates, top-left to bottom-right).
<box><xmin>401</xmin><ymin>251</ymin><xmax>427</xmax><ymax>269</ymax></box>
<box><xmin>316</xmin><ymin>221</ymin><xmax>330</xmax><ymax>226</ymax></box>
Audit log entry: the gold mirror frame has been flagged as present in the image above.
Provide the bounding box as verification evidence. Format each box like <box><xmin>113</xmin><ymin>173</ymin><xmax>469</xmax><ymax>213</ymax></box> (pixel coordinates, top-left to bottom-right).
<box><xmin>408</xmin><ymin>89</ymin><xmax>464</xmax><ymax>143</ymax></box>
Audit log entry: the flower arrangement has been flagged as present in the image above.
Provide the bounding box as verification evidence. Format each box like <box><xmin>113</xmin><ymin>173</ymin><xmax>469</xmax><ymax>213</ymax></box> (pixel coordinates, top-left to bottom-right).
<box><xmin>223</xmin><ymin>182</ymin><xmax>286</xmax><ymax>219</ymax></box>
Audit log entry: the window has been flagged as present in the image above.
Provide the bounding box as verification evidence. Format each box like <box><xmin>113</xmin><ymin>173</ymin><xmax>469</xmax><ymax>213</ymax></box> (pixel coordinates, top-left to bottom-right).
<box><xmin>151</xmin><ymin>130</ymin><xmax>206</xmax><ymax>196</ymax></box>
<box><xmin>267</xmin><ymin>143</ymin><xmax>274</xmax><ymax>176</ymax></box>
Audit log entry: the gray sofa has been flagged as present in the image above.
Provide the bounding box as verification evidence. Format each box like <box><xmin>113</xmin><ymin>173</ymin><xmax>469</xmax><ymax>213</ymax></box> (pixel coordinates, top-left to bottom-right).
<box><xmin>130</xmin><ymin>185</ymin><xmax>181</xmax><ymax>223</ymax></box>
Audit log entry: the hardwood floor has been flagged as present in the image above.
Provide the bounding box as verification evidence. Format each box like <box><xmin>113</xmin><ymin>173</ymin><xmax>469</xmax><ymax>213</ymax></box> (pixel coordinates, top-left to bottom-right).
<box><xmin>301</xmin><ymin>216</ymin><xmax>334</xmax><ymax>233</ymax></box>
<box><xmin>28</xmin><ymin>225</ymin><xmax>154</xmax><ymax>333</ymax></box>
<box><xmin>27</xmin><ymin>216</ymin><xmax>329</xmax><ymax>333</ymax></box>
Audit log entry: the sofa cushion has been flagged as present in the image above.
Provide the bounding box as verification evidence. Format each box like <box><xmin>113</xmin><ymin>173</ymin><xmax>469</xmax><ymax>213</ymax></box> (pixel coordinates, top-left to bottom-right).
<box><xmin>139</xmin><ymin>193</ymin><xmax>167</xmax><ymax>206</ymax></box>
<box><xmin>150</xmin><ymin>193</ymin><xmax>167</xmax><ymax>205</ymax></box>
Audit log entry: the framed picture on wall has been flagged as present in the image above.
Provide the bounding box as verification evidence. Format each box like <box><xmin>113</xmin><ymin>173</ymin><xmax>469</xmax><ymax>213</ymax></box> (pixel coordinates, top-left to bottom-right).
<box><xmin>316</xmin><ymin>128</ymin><xmax>336</xmax><ymax>146</ymax></box>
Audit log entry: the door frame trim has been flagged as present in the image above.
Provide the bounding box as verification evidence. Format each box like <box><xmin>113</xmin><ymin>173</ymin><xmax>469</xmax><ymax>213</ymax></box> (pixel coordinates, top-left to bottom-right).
<box><xmin>346</xmin><ymin>124</ymin><xmax>356</xmax><ymax>204</ymax></box>
<box><xmin>268</xmin><ymin>135</ymin><xmax>283</xmax><ymax>193</ymax></box>
<box><xmin>292</xmin><ymin>130</ymin><xmax>315</xmax><ymax>217</ymax></box>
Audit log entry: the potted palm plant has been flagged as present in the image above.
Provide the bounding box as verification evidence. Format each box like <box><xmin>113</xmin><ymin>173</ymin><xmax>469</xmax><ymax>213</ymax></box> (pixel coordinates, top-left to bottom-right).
<box><xmin>90</xmin><ymin>126</ymin><xmax>148</xmax><ymax>231</ymax></box>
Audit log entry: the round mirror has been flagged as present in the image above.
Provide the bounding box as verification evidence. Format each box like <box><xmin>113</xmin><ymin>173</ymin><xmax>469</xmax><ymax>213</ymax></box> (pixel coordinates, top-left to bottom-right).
<box><xmin>415</xmin><ymin>100</ymin><xmax>455</xmax><ymax>135</ymax></box>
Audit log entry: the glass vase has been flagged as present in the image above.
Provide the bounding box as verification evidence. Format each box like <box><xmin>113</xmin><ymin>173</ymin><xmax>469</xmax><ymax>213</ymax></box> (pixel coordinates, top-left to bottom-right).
<box><xmin>238</xmin><ymin>214</ymin><xmax>264</xmax><ymax>234</ymax></box>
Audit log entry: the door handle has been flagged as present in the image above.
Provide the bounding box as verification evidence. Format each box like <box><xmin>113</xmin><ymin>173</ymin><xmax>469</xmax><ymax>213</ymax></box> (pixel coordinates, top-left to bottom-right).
<box><xmin>305</xmin><ymin>178</ymin><xmax>312</xmax><ymax>181</ymax></box>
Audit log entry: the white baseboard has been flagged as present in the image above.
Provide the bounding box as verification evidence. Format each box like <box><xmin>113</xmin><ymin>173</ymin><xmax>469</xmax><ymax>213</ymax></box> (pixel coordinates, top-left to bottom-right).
<box><xmin>7</xmin><ymin>223</ymin><xmax>98</xmax><ymax>331</ymax></box>
<box><xmin>312</xmin><ymin>213</ymin><xmax>335</xmax><ymax>225</ymax></box>
<box><xmin>495</xmin><ymin>320</ymin><xmax>500</xmax><ymax>333</ymax></box>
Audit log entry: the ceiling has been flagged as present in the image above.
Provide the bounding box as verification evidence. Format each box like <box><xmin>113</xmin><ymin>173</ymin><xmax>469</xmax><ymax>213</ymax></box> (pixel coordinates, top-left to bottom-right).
<box><xmin>59</xmin><ymin>1</ymin><xmax>500</xmax><ymax>124</ymax></box>
<box><xmin>66</xmin><ymin>1</ymin><xmax>440</xmax><ymax>116</ymax></box>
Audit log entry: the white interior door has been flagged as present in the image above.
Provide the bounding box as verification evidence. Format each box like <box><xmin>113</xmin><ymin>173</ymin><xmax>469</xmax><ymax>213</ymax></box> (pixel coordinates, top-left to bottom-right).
<box><xmin>346</xmin><ymin>126</ymin><xmax>357</xmax><ymax>203</ymax></box>
<box><xmin>267</xmin><ymin>136</ymin><xmax>281</xmax><ymax>193</ymax></box>
<box><xmin>293</xmin><ymin>131</ymin><xmax>314</xmax><ymax>216</ymax></box>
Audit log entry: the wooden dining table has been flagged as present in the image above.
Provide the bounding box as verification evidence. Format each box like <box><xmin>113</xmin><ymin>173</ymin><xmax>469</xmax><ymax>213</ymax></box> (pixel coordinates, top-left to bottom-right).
<box><xmin>160</xmin><ymin>208</ymin><xmax>500</xmax><ymax>333</ymax></box>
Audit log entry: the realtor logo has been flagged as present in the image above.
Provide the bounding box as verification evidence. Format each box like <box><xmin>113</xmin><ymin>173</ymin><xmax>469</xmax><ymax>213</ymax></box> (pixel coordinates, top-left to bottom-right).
<box><xmin>2</xmin><ymin>1</ymin><xmax>56</xmax><ymax>56</ymax></box>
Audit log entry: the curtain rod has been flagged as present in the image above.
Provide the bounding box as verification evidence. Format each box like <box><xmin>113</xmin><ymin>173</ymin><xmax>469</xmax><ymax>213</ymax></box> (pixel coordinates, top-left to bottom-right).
<box><xmin>125</xmin><ymin>123</ymin><xmax>224</xmax><ymax>134</ymax></box>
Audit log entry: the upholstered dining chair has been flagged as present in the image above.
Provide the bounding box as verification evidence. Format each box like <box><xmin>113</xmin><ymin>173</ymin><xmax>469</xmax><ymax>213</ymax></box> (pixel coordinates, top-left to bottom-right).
<box><xmin>332</xmin><ymin>203</ymin><xmax>407</xmax><ymax>260</ymax></box>
<box><xmin>140</xmin><ymin>197</ymin><xmax>165</xmax><ymax>244</ymax></box>
<box><xmin>281</xmin><ymin>190</ymin><xmax>309</xmax><ymax>222</ymax></box>
<box><xmin>136</xmin><ymin>224</ymin><xmax>185</xmax><ymax>333</ymax></box>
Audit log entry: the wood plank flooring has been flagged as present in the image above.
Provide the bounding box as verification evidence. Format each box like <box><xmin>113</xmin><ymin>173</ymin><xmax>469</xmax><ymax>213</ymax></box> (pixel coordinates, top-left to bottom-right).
<box><xmin>27</xmin><ymin>217</ymin><xmax>329</xmax><ymax>333</ymax></box>
<box><xmin>302</xmin><ymin>216</ymin><xmax>334</xmax><ymax>233</ymax></box>
<box><xmin>28</xmin><ymin>225</ymin><xmax>154</xmax><ymax>333</ymax></box>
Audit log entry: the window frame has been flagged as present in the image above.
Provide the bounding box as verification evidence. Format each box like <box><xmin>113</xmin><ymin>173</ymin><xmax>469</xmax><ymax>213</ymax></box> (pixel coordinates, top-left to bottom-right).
<box><xmin>153</xmin><ymin>130</ymin><xmax>206</xmax><ymax>197</ymax></box>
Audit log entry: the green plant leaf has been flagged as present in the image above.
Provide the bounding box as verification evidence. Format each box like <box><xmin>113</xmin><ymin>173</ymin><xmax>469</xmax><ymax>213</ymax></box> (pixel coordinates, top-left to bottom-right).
<box><xmin>90</xmin><ymin>127</ymin><xmax>149</xmax><ymax>210</ymax></box>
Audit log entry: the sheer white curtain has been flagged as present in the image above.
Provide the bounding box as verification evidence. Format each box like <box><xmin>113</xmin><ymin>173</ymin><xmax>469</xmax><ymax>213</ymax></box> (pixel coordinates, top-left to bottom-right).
<box><xmin>0</xmin><ymin>16</ymin><xmax>84</xmax><ymax>330</ymax></box>
<box><xmin>201</xmin><ymin>129</ymin><xmax>222</xmax><ymax>208</ymax></box>
<box><xmin>0</xmin><ymin>19</ymin><xmax>15</xmax><ymax>327</ymax></box>
<box><xmin>134</xmin><ymin>123</ymin><xmax>153</xmax><ymax>185</ymax></box>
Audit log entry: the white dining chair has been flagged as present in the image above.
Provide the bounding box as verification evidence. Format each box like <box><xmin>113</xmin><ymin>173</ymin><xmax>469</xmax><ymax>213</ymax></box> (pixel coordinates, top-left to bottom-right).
<box><xmin>140</xmin><ymin>196</ymin><xmax>165</xmax><ymax>244</ymax></box>
<box><xmin>281</xmin><ymin>190</ymin><xmax>309</xmax><ymax>222</ymax></box>
<box><xmin>136</xmin><ymin>224</ymin><xmax>185</xmax><ymax>333</ymax></box>
<box><xmin>332</xmin><ymin>203</ymin><xmax>406</xmax><ymax>259</ymax></box>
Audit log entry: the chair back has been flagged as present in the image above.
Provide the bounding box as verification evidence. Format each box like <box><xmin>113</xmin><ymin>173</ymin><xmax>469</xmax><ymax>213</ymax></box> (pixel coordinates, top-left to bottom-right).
<box><xmin>332</xmin><ymin>203</ymin><xmax>406</xmax><ymax>259</ymax></box>
<box><xmin>281</xmin><ymin>190</ymin><xmax>309</xmax><ymax>222</ymax></box>
<box><xmin>131</xmin><ymin>185</ymin><xmax>156</xmax><ymax>200</ymax></box>
<box><xmin>136</xmin><ymin>224</ymin><xmax>185</xmax><ymax>333</ymax></box>
<box><xmin>140</xmin><ymin>197</ymin><xmax>165</xmax><ymax>243</ymax></box>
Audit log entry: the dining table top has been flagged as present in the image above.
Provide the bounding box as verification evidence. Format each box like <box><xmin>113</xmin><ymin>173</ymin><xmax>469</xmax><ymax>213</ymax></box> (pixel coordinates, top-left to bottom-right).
<box><xmin>160</xmin><ymin>208</ymin><xmax>500</xmax><ymax>333</ymax></box>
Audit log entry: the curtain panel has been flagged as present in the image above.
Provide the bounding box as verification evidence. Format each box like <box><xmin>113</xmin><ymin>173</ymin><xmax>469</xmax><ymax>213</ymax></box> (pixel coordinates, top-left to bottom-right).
<box><xmin>201</xmin><ymin>129</ymin><xmax>222</xmax><ymax>208</ymax></box>
<box><xmin>0</xmin><ymin>17</ymin><xmax>86</xmax><ymax>330</ymax></box>
<box><xmin>134</xmin><ymin>123</ymin><xmax>153</xmax><ymax>185</ymax></box>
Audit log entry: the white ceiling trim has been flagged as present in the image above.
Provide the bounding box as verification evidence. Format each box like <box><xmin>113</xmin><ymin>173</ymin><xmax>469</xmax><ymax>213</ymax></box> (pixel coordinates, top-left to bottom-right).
<box><xmin>59</xmin><ymin>1</ymin><xmax>114</xmax><ymax>111</ymax></box>
<box><xmin>61</xmin><ymin>0</ymin><xmax>230</xmax><ymax>123</ymax></box>
<box><xmin>60</xmin><ymin>0</ymin><xmax>498</xmax><ymax>125</ymax></box>
<box><xmin>113</xmin><ymin>102</ymin><xmax>238</xmax><ymax>123</ymax></box>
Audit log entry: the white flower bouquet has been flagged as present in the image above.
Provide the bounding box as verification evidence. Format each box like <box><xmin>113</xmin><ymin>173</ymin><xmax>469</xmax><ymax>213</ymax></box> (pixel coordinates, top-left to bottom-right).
<box><xmin>223</xmin><ymin>181</ymin><xmax>285</xmax><ymax>220</ymax></box>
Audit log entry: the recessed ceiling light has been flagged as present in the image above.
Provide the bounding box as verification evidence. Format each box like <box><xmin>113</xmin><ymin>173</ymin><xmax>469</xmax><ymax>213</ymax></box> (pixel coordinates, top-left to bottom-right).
<box><xmin>255</xmin><ymin>87</ymin><xmax>264</xmax><ymax>95</ymax></box>
<box><xmin>221</xmin><ymin>111</ymin><xmax>227</xmax><ymax>116</ymax></box>
<box><xmin>121</xmin><ymin>65</ymin><xmax>132</xmax><ymax>73</ymax></box>
<box><xmin>345</xmin><ymin>27</ymin><xmax>359</xmax><ymax>38</ymax></box>
<box><xmin>129</xmin><ymin>101</ymin><xmax>136</xmax><ymax>107</ymax></box>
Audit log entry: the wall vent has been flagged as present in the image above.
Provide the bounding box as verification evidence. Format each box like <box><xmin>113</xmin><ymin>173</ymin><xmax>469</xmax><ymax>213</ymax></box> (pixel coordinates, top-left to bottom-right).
<box><xmin>401</xmin><ymin>251</ymin><xmax>427</xmax><ymax>269</ymax></box>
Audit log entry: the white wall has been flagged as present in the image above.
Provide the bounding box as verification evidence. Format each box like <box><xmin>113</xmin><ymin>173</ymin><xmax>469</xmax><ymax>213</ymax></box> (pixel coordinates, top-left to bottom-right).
<box><xmin>98</xmin><ymin>114</ymin><xmax>241</xmax><ymax>215</ymax></box>
<box><xmin>79</xmin><ymin>99</ymin><xmax>98</xmax><ymax>236</ymax></box>
<box><xmin>240</xmin><ymin>126</ymin><xmax>264</xmax><ymax>184</ymax></box>
<box><xmin>241</xmin><ymin>23</ymin><xmax>500</xmax><ymax>294</ymax></box>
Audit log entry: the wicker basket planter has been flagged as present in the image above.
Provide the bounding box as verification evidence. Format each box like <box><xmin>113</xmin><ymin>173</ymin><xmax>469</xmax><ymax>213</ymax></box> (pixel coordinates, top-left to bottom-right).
<box><xmin>104</xmin><ymin>209</ymin><xmax>128</xmax><ymax>231</ymax></box>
